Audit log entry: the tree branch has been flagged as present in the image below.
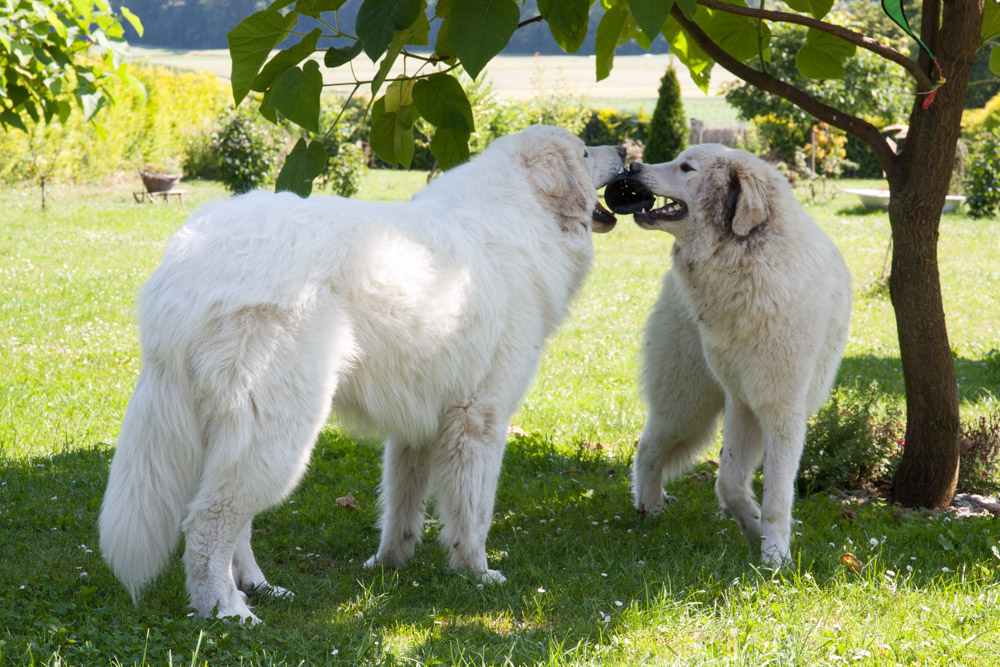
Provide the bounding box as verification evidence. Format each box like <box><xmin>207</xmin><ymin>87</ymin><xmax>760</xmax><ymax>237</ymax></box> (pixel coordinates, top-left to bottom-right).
<box><xmin>670</xmin><ymin>5</ymin><xmax>901</xmax><ymax>181</ymax></box>
<box><xmin>695</xmin><ymin>0</ymin><xmax>935</xmax><ymax>92</ymax></box>
<box><xmin>517</xmin><ymin>15</ymin><xmax>544</xmax><ymax>29</ymax></box>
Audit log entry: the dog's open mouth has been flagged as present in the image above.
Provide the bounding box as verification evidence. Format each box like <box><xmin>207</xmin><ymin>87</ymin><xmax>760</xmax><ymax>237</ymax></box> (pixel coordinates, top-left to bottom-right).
<box><xmin>592</xmin><ymin>200</ymin><xmax>617</xmax><ymax>227</ymax></box>
<box><xmin>633</xmin><ymin>197</ymin><xmax>688</xmax><ymax>224</ymax></box>
<box><xmin>603</xmin><ymin>174</ymin><xmax>656</xmax><ymax>215</ymax></box>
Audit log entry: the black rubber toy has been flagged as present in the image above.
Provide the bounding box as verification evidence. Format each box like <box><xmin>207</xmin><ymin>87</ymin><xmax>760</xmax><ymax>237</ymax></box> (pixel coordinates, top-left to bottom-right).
<box><xmin>602</xmin><ymin>171</ymin><xmax>656</xmax><ymax>214</ymax></box>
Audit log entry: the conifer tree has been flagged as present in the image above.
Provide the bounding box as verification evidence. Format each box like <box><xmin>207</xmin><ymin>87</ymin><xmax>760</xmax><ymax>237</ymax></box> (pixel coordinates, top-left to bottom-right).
<box><xmin>643</xmin><ymin>66</ymin><xmax>688</xmax><ymax>163</ymax></box>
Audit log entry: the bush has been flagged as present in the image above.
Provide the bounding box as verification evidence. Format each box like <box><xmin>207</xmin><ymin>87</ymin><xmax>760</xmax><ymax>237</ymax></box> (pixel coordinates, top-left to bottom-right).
<box><xmin>798</xmin><ymin>383</ymin><xmax>904</xmax><ymax>495</ymax></box>
<box><xmin>316</xmin><ymin>123</ymin><xmax>366</xmax><ymax>198</ymax></box>
<box><xmin>751</xmin><ymin>113</ymin><xmax>808</xmax><ymax>164</ymax></box>
<box><xmin>643</xmin><ymin>66</ymin><xmax>687</xmax><ymax>163</ymax></box>
<box><xmin>963</xmin><ymin>127</ymin><xmax>1000</xmax><ymax>218</ymax></box>
<box><xmin>957</xmin><ymin>413</ymin><xmax>1000</xmax><ymax>495</ymax></box>
<box><xmin>579</xmin><ymin>107</ymin><xmax>648</xmax><ymax>147</ymax></box>
<box><xmin>0</xmin><ymin>62</ymin><xmax>229</xmax><ymax>184</ymax></box>
<box><xmin>212</xmin><ymin>108</ymin><xmax>280</xmax><ymax>194</ymax></box>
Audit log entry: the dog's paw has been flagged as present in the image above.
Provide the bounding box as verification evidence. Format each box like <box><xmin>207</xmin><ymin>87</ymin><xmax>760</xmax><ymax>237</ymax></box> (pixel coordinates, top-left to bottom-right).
<box><xmin>479</xmin><ymin>569</ymin><xmax>507</xmax><ymax>585</ymax></box>
<box><xmin>760</xmin><ymin>539</ymin><xmax>790</xmax><ymax>570</ymax></box>
<box><xmin>216</xmin><ymin>602</ymin><xmax>261</xmax><ymax>626</ymax></box>
<box><xmin>363</xmin><ymin>555</ymin><xmax>379</xmax><ymax>570</ymax></box>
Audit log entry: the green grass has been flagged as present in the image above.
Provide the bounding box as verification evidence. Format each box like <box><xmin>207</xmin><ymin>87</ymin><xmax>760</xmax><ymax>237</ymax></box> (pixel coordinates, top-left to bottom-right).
<box><xmin>2</xmin><ymin>173</ymin><xmax>999</xmax><ymax>666</ymax></box>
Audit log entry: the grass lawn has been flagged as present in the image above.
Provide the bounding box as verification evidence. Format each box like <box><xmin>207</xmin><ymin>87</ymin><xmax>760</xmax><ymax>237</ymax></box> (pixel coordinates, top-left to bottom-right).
<box><xmin>1</xmin><ymin>172</ymin><xmax>999</xmax><ymax>666</ymax></box>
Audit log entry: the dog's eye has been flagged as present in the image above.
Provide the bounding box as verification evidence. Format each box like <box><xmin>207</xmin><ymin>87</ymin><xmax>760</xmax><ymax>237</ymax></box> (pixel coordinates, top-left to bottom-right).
<box><xmin>583</xmin><ymin>149</ymin><xmax>589</xmax><ymax>158</ymax></box>
<box><xmin>680</xmin><ymin>162</ymin><xmax>695</xmax><ymax>173</ymax></box>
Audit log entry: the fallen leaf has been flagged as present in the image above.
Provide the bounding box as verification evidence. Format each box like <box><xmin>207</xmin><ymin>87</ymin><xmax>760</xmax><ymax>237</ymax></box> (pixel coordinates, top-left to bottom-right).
<box><xmin>840</xmin><ymin>552</ymin><xmax>863</xmax><ymax>573</ymax></box>
<box><xmin>336</xmin><ymin>493</ymin><xmax>359</xmax><ymax>510</ymax></box>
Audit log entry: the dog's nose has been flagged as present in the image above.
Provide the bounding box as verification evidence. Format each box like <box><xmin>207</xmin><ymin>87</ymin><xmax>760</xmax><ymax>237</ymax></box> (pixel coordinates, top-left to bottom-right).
<box><xmin>616</xmin><ymin>146</ymin><xmax>627</xmax><ymax>159</ymax></box>
<box><xmin>627</xmin><ymin>162</ymin><xmax>643</xmax><ymax>175</ymax></box>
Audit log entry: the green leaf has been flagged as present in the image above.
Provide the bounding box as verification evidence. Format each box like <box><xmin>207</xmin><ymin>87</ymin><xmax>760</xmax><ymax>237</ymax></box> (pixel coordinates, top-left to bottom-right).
<box><xmin>228</xmin><ymin>9</ymin><xmax>290</xmax><ymax>106</ymax></box>
<box><xmin>448</xmin><ymin>0</ymin><xmax>519</xmax><ymax>80</ymax></box>
<box><xmin>276</xmin><ymin>138</ymin><xmax>328</xmax><ymax>196</ymax></box>
<box><xmin>371</xmin><ymin>29</ymin><xmax>407</xmax><ymax>96</ymax></box>
<box><xmin>991</xmin><ymin>44</ymin><xmax>1000</xmax><ymax>76</ymax></box>
<box><xmin>324</xmin><ymin>40</ymin><xmax>364</xmax><ymax>68</ymax></box>
<box><xmin>707</xmin><ymin>6</ymin><xmax>768</xmax><ymax>63</ymax></box>
<box><xmin>266</xmin><ymin>59</ymin><xmax>323</xmax><ymax>132</ymax></box>
<box><xmin>251</xmin><ymin>27</ymin><xmax>321</xmax><ymax>93</ymax></box>
<box><xmin>412</xmin><ymin>72</ymin><xmax>473</xmax><ymax>131</ymax></box>
<box><xmin>626</xmin><ymin>0</ymin><xmax>672</xmax><ymax>42</ymax></box>
<box><xmin>385</xmin><ymin>77</ymin><xmax>415</xmax><ymax>112</ymax></box>
<box><xmin>429</xmin><ymin>126</ymin><xmax>470</xmax><ymax>169</ymax></box>
<box><xmin>295</xmin><ymin>0</ymin><xmax>346</xmax><ymax>18</ymax></box>
<box><xmin>356</xmin><ymin>0</ymin><xmax>423</xmax><ymax>61</ymax></box>
<box><xmin>663</xmin><ymin>16</ymin><xmax>713</xmax><ymax>92</ymax></box>
<box><xmin>0</xmin><ymin>109</ymin><xmax>27</xmax><ymax>132</ymax></box>
<box><xmin>675</xmin><ymin>0</ymin><xmax>698</xmax><ymax>18</ymax></box>
<box><xmin>782</xmin><ymin>0</ymin><xmax>833</xmax><ymax>20</ymax></box>
<box><xmin>119</xmin><ymin>5</ymin><xmax>143</xmax><ymax>37</ymax></box>
<box><xmin>985</xmin><ymin>0</ymin><xmax>1000</xmax><ymax>40</ymax></box>
<box><xmin>594</xmin><ymin>2</ymin><xmax>632</xmax><ymax>82</ymax></box>
<box><xmin>370</xmin><ymin>97</ymin><xmax>416</xmax><ymax>167</ymax></box>
<box><xmin>795</xmin><ymin>28</ymin><xmax>855</xmax><ymax>80</ymax></box>
<box><xmin>538</xmin><ymin>0</ymin><xmax>589</xmax><ymax>54</ymax></box>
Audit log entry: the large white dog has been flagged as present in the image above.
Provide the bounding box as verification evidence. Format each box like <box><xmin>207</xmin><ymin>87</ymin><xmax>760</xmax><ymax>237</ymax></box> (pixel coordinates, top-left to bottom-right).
<box><xmin>100</xmin><ymin>126</ymin><xmax>625</xmax><ymax>622</ymax></box>
<box><xmin>626</xmin><ymin>145</ymin><xmax>851</xmax><ymax>566</ymax></box>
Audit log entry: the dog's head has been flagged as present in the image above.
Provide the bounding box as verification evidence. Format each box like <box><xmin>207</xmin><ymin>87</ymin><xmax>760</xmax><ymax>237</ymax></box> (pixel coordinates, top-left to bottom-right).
<box><xmin>627</xmin><ymin>144</ymin><xmax>775</xmax><ymax>243</ymax></box>
<box><xmin>510</xmin><ymin>125</ymin><xmax>626</xmax><ymax>233</ymax></box>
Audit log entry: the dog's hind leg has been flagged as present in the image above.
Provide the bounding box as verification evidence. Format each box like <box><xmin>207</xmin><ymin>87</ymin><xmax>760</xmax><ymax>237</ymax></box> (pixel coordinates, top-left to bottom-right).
<box><xmin>365</xmin><ymin>439</ymin><xmax>431</xmax><ymax>569</ymax></box>
<box><xmin>715</xmin><ymin>395</ymin><xmax>764</xmax><ymax>546</ymax></box>
<box><xmin>758</xmin><ymin>410</ymin><xmax>808</xmax><ymax>567</ymax></box>
<box><xmin>431</xmin><ymin>401</ymin><xmax>507</xmax><ymax>584</ymax></box>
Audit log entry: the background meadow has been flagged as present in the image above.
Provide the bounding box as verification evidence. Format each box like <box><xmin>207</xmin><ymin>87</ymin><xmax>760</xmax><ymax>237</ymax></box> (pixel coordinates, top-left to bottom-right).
<box><xmin>2</xmin><ymin>165</ymin><xmax>999</xmax><ymax>664</ymax></box>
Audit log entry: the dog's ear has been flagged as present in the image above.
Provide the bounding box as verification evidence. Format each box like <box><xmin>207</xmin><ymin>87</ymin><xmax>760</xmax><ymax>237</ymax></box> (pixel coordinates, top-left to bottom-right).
<box><xmin>520</xmin><ymin>139</ymin><xmax>590</xmax><ymax>223</ymax></box>
<box><xmin>726</xmin><ymin>162</ymin><xmax>770</xmax><ymax>236</ymax></box>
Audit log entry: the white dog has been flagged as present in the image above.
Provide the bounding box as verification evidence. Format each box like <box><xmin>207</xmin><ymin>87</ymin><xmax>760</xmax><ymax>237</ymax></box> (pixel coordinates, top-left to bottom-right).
<box><xmin>627</xmin><ymin>145</ymin><xmax>851</xmax><ymax>566</ymax></box>
<box><xmin>100</xmin><ymin>126</ymin><xmax>625</xmax><ymax>622</ymax></box>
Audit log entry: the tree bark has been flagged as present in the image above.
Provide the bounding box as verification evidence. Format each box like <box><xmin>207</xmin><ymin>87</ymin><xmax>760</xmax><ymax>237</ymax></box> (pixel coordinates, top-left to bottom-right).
<box><xmin>888</xmin><ymin>0</ymin><xmax>983</xmax><ymax>507</ymax></box>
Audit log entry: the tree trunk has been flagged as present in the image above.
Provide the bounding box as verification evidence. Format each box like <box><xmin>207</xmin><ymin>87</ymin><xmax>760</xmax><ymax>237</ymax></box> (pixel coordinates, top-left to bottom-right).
<box><xmin>887</xmin><ymin>0</ymin><xmax>983</xmax><ymax>507</ymax></box>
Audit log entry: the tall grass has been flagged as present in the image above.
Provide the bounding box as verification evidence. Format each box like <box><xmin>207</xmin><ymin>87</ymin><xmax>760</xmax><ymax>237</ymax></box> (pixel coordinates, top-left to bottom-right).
<box><xmin>1</xmin><ymin>175</ymin><xmax>998</xmax><ymax>666</ymax></box>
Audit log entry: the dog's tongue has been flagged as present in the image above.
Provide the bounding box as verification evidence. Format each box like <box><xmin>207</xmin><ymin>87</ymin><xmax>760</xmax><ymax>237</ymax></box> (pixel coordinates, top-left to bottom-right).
<box><xmin>593</xmin><ymin>200</ymin><xmax>617</xmax><ymax>225</ymax></box>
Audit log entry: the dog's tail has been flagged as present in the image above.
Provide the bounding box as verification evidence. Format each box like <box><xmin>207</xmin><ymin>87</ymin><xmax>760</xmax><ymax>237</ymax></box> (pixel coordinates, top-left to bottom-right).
<box><xmin>99</xmin><ymin>361</ymin><xmax>203</xmax><ymax>602</ymax></box>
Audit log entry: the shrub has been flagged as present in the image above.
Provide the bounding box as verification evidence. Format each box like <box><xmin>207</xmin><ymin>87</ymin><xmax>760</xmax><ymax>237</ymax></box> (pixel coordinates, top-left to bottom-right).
<box><xmin>579</xmin><ymin>107</ymin><xmax>648</xmax><ymax>147</ymax></box>
<box><xmin>798</xmin><ymin>383</ymin><xmax>904</xmax><ymax>495</ymax></box>
<box><xmin>957</xmin><ymin>414</ymin><xmax>1000</xmax><ymax>495</ymax></box>
<box><xmin>643</xmin><ymin>66</ymin><xmax>687</xmax><ymax>163</ymax></box>
<box><xmin>751</xmin><ymin>113</ymin><xmax>808</xmax><ymax>164</ymax></box>
<box><xmin>212</xmin><ymin>108</ymin><xmax>280</xmax><ymax>194</ymax></box>
<box><xmin>316</xmin><ymin>123</ymin><xmax>366</xmax><ymax>198</ymax></box>
<box><xmin>963</xmin><ymin>127</ymin><xmax>1000</xmax><ymax>218</ymax></box>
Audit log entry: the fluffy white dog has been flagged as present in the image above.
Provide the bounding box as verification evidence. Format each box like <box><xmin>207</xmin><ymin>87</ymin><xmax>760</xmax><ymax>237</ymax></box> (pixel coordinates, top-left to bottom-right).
<box><xmin>626</xmin><ymin>145</ymin><xmax>851</xmax><ymax>566</ymax></box>
<box><xmin>100</xmin><ymin>126</ymin><xmax>625</xmax><ymax>622</ymax></box>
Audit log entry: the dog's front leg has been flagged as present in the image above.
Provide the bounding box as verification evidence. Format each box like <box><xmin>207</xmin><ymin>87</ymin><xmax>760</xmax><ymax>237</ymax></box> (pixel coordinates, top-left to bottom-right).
<box><xmin>715</xmin><ymin>396</ymin><xmax>764</xmax><ymax>545</ymax></box>
<box><xmin>366</xmin><ymin>440</ymin><xmax>431</xmax><ymax>569</ymax></box>
<box><xmin>759</xmin><ymin>413</ymin><xmax>808</xmax><ymax>567</ymax></box>
<box><xmin>431</xmin><ymin>403</ymin><xmax>507</xmax><ymax>584</ymax></box>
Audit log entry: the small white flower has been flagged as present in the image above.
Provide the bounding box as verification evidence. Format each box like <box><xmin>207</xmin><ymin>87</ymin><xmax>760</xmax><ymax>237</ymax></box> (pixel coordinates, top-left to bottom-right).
<box><xmin>331</xmin><ymin>649</ymin><xmax>339</xmax><ymax>656</ymax></box>
<box><xmin>537</xmin><ymin>587</ymin><xmax>546</xmax><ymax>593</ymax></box>
<box><xmin>615</xmin><ymin>600</ymin><xmax>623</xmax><ymax>607</ymax></box>
<box><xmin>870</xmin><ymin>537</ymin><xmax>879</xmax><ymax>547</ymax></box>
<box><xmin>412</xmin><ymin>580</ymin><xmax>419</xmax><ymax>586</ymax></box>
<box><xmin>601</xmin><ymin>572</ymin><xmax>608</xmax><ymax>577</ymax></box>
<box><xmin>636</xmin><ymin>560</ymin><xmax>645</xmax><ymax>567</ymax></box>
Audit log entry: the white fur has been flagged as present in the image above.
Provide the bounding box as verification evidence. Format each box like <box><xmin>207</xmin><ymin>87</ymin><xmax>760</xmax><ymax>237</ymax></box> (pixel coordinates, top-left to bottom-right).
<box><xmin>99</xmin><ymin>126</ymin><xmax>625</xmax><ymax>622</ymax></box>
<box><xmin>628</xmin><ymin>145</ymin><xmax>851</xmax><ymax>567</ymax></box>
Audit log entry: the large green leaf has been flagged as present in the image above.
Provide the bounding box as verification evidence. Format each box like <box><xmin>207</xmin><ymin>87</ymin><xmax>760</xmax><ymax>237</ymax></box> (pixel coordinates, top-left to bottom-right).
<box><xmin>266</xmin><ymin>59</ymin><xmax>323</xmax><ymax>132</ymax></box>
<box><xmin>595</xmin><ymin>2</ymin><xmax>633</xmax><ymax>82</ymax></box>
<box><xmin>385</xmin><ymin>77</ymin><xmax>416</xmax><ymax>112</ymax></box>
<box><xmin>228</xmin><ymin>9</ymin><xmax>291</xmax><ymax>106</ymax></box>
<box><xmin>412</xmin><ymin>72</ymin><xmax>473</xmax><ymax>131</ymax></box>
<box><xmin>295</xmin><ymin>0</ymin><xmax>346</xmax><ymax>18</ymax></box>
<box><xmin>251</xmin><ymin>27</ymin><xmax>321</xmax><ymax>92</ymax></box>
<box><xmin>371</xmin><ymin>29</ymin><xmax>407</xmax><ymax>95</ymax></box>
<box><xmin>448</xmin><ymin>0</ymin><xmax>519</xmax><ymax>80</ymax></box>
<box><xmin>356</xmin><ymin>0</ymin><xmax>423</xmax><ymax>61</ymax></box>
<box><xmin>538</xmin><ymin>0</ymin><xmax>589</xmax><ymax>54</ymax></box>
<box><xmin>626</xmin><ymin>0</ymin><xmax>672</xmax><ymax>42</ymax></box>
<box><xmin>324</xmin><ymin>40</ymin><xmax>363</xmax><ymax>68</ymax></box>
<box><xmin>782</xmin><ymin>0</ymin><xmax>833</xmax><ymax>20</ymax></box>
<box><xmin>991</xmin><ymin>44</ymin><xmax>1000</xmax><ymax>76</ymax></box>
<box><xmin>275</xmin><ymin>138</ymin><xmax>328</xmax><ymax>196</ymax></box>
<box><xmin>663</xmin><ymin>16</ymin><xmax>713</xmax><ymax>92</ymax></box>
<box><xmin>370</xmin><ymin>97</ymin><xmax>416</xmax><ymax>167</ymax></box>
<box><xmin>429</xmin><ymin>126</ymin><xmax>471</xmax><ymax>169</ymax></box>
<box><xmin>707</xmin><ymin>6</ymin><xmax>769</xmax><ymax>63</ymax></box>
<box><xmin>985</xmin><ymin>0</ymin><xmax>1000</xmax><ymax>40</ymax></box>
<box><xmin>795</xmin><ymin>28</ymin><xmax>855</xmax><ymax>80</ymax></box>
